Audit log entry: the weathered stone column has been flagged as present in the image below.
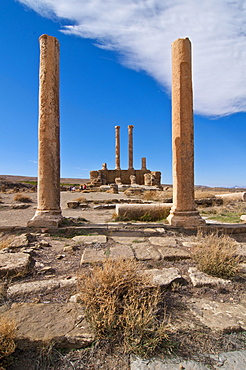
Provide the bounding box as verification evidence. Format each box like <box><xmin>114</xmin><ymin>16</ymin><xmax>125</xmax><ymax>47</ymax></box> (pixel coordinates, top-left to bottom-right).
<box><xmin>141</xmin><ymin>157</ymin><xmax>147</xmax><ymax>170</ymax></box>
<box><xmin>128</xmin><ymin>125</ymin><xmax>134</xmax><ymax>170</ymax></box>
<box><xmin>115</xmin><ymin>125</ymin><xmax>120</xmax><ymax>170</ymax></box>
<box><xmin>28</xmin><ymin>34</ymin><xmax>62</xmax><ymax>228</ymax></box>
<box><xmin>167</xmin><ymin>38</ymin><xmax>205</xmax><ymax>227</ymax></box>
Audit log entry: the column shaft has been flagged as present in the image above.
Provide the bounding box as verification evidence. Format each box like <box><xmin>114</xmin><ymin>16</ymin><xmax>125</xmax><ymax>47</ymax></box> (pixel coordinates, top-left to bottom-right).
<box><xmin>167</xmin><ymin>38</ymin><xmax>204</xmax><ymax>226</ymax></box>
<box><xmin>115</xmin><ymin>126</ymin><xmax>120</xmax><ymax>170</ymax></box>
<box><xmin>128</xmin><ymin>125</ymin><xmax>134</xmax><ymax>170</ymax></box>
<box><xmin>28</xmin><ymin>34</ymin><xmax>62</xmax><ymax>227</ymax></box>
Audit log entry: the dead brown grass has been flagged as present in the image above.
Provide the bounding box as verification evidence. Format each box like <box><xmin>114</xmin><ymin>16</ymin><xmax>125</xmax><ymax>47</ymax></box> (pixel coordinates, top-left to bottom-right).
<box><xmin>0</xmin><ymin>317</ymin><xmax>16</xmax><ymax>361</ymax></box>
<box><xmin>13</xmin><ymin>193</ymin><xmax>32</xmax><ymax>203</ymax></box>
<box><xmin>194</xmin><ymin>190</ymin><xmax>216</xmax><ymax>199</ymax></box>
<box><xmin>142</xmin><ymin>190</ymin><xmax>173</xmax><ymax>202</ymax></box>
<box><xmin>193</xmin><ymin>232</ymin><xmax>240</xmax><ymax>278</ymax></box>
<box><xmin>72</xmin><ymin>196</ymin><xmax>86</xmax><ymax>203</ymax></box>
<box><xmin>78</xmin><ymin>259</ymin><xmax>169</xmax><ymax>357</ymax></box>
<box><xmin>0</xmin><ymin>235</ymin><xmax>14</xmax><ymax>251</ymax></box>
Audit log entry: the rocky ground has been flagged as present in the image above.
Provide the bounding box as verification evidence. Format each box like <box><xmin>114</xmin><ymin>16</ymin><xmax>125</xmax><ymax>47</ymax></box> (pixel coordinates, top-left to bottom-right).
<box><xmin>0</xmin><ymin>190</ymin><xmax>246</xmax><ymax>369</ymax></box>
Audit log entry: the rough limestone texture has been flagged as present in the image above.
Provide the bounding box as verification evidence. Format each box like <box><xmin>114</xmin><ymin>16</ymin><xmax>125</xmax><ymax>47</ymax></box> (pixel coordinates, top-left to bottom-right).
<box><xmin>132</xmin><ymin>243</ymin><xmax>161</xmax><ymax>260</ymax></box>
<box><xmin>1</xmin><ymin>303</ymin><xmax>94</xmax><ymax>349</ymax></box>
<box><xmin>213</xmin><ymin>350</ymin><xmax>246</xmax><ymax>370</ymax></box>
<box><xmin>112</xmin><ymin>236</ymin><xmax>146</xmax><ymax>244</ymax></box>
<box><xmin>28</xmin><ymin>34</ymin><xmax>62</xmax><ymax>228</ymax></box>
<box><xmin>157</xmin><ymin>246</ymin><xmax>191</xmax><ymax>260</ymax></box>
<box><xmin>188</xmin><ymin>267</ymin><xmax>232</xmax><ymax>287</ymax></box>
<box><xmin>80</xmin><ymin>245</ymin><xmax>134</xmax><ymax>264</ymax></box>
<box><xmin>0</xmin><ymin>252</ymin><xmax>31</xmax><ymax>278</ymax></box>
<box><xmin>187</xmin><ymin>298</ymin><xmax>246</xmax><ymax>332</ymax></box>
<box><xmin>131</xmin><ymin>357</ymin><xmax>210</xmax><ymax>370</ymax></box>
<box><xmin>142</xmin><ymin>267</ymin><xmax>186</xmax><ymax>287</ymax></box>
<box><xmin>72</xmin><ymin>235</ymin><xmax>107</xmax><ymax>244</ymax></box>
<box><xmin>149</xmin><ymin>237</ymin><xmax>177</xmax><ymax>247</ymax></box>
<box><xmin>215</xmin><ymin>192</ymin><xmax>246</xmax><ymax>202</ymax></box>
<box><xmin>7</xmin><ymin>276</ymin><xmax>77</xmax><ymax>298</ymax></box>
<box><xmin>167</xmin><ymin>38</ymin><xmax>205</xmax><ymax>227</ymax></box>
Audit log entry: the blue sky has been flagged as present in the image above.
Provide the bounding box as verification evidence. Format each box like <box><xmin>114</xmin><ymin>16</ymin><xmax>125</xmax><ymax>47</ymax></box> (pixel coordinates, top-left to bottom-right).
<box><xmin>0</xmin><ymin>0</ymin><xmax>246</xmax><ymax>187</ymax></box>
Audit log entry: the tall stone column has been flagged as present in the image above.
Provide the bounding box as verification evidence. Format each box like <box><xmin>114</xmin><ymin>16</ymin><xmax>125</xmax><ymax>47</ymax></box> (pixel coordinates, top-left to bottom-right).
<box><xmin>167</xmin><ymin>38</ymin><xmax>205</xmax><ymax>226</ymax></box>
<box><xmin>115</xmin><ymin>125</ymin><xmax>120</xmax><ymax>170</ymax></box>
<box><xmin>128</xmin><ymin>125</ymin><xmax>134</xmax><ymax>170</ymax></box>
<box><xmin>28</xmin><ymin>34</ymin><xmax>62</xmax><ymax>228</ymax></box>
<box><xmin>141</xmin><ymin>157</ymin><xmax>147</xmax><ymax>170</ymax></box>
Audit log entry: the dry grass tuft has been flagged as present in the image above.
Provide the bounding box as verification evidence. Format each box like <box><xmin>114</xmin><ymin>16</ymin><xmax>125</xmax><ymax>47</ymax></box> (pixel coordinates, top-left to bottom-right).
<box><xmin>78</xmin><ymin>259</ymin><xmax>169</xmax><ymax>357</ymax></box>
<box><xmin>142</xmin><ymin>190</ymin><xmax>173</xmax><ymax>202</ymax></box>
<box><xmin>194</xmin><ymin>190</ymin><xmax>216</xmax><ymax>199</ymax></box>
<box><xmin>193</xmin><ymin>232</ymin><xmax>240</xmax><ymax>278</ymax></box>
<box><xmin>124</xmin><ymin>188</ymin><xmax>144</xmax><ymax>197</ymax></box>
<box><xmin>0</xmin><ymin>317</ymin><xmax>16</xmax><ymax>361</ymax></box>
<box><xmin>13</xmin><ymin>193</ymin><xmax>32</xmax><ymax>203</ymax></box>
<box><xmin>72</xmin><ymin>197</ymin><xmax>86</xmax><ymax>203</ymax></box>
<box><xmin>0</xmin><ymin>235</ymin><xmax>14</xmax><ymax>251</ymax></box>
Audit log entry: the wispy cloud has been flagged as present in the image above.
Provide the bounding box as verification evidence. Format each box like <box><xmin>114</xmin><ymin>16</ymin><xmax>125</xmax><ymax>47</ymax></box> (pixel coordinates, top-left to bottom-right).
<box><xmin>18</xmin><ymin>0</ymin><xmax>246</xmax><ymax>117</ymax></box>
<box><xmin>28</xmin><ymin>160</ymin><xmax>37</xmax><ymax>164</ymax></box>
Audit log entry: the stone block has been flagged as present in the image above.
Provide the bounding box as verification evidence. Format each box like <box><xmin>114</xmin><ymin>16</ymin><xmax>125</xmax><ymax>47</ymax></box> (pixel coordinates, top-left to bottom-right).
<box><xmin>188</xmin><ymin>267</ymin><xmax>232</xmax><ymax>287</ymax></box>
<box><xmin>72</xmin><ymin>235</ymin><xmax>107</xmax><ymax>245</ymax></box>
<box><xmin>142</xmin><ymin>267</ymin><xmax>186</xmax><ymax>287</ymax></box>
<box><xmin>1</xmin><ymin>303</ymin><xmax>94</xmax><ymax>349</ymax></box>
<box><xmin>132</xmin><ymin>243</ymin><xmax>161</xmax><ymax>260</ymax></box>
<box><xmin>80</xmin><ymin>245</ymin><xmax>134</xmax><ymax>264</ymax></box>
<box><xmin>187</xmin><ymin>298</ymin><xmax>246</xmax><ymax>332</ymax></box>
<box><xmin>0</xmin><ymin>252</ymin><xmax>31</xmax><ymax>278</ymax></box>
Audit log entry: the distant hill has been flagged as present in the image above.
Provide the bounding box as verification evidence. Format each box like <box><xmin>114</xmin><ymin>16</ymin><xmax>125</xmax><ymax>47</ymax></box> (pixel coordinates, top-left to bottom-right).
<box><xmin>0</xmin><ymin>175</ymin><xmax>89</xmax><ymax>184</ymax></box>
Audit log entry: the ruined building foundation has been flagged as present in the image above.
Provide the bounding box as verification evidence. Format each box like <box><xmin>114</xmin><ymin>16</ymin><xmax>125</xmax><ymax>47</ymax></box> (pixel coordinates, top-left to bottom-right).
<box><xmin>167</xmin><ymin>38</ymin><xmax>205</xmax><ymax>226</ymax></box>
<box><xmin>90</xmin><ymin>125</ymin><xmax>161</xmax><ymax>186</ymax></box>
<box><xmin>28</xmin><ymin>34</ymin><xmax>63</xmax><ymax>228</ymax></box>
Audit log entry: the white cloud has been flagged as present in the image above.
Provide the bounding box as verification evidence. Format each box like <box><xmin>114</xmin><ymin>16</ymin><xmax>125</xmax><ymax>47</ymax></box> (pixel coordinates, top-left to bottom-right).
<box><xmin>18</xmin><ymin>0</ymin><xmax>246</xmax><ymax>117</ymax></box>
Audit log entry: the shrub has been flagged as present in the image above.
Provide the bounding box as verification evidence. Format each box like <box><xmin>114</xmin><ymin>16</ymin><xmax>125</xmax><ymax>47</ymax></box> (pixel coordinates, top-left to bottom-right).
<box><xmin>13</xmin><ymin>193</ymin><xmax>32</xmax><ymax>203</ymax></box>
<box><xmin>78</xmin><ymin>259</ymin><xmax>169</xmax><ymax>357</ymax></box>
<box><xmin>0</xmin><ymin>317</ymin><xmax>16</xmax><ymax>362</ymax></box>
<box><xmin>193</xmin><ymin>233</ymin><xmax>240</xmax><ymax>278</ymax></box>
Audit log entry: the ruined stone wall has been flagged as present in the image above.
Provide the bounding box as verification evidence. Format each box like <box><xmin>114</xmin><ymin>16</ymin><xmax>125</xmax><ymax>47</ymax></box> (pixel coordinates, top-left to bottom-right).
<box><xmin>90</xmin><ymin>169</ymin><xmax>161</xmax><ymax>186</ymax></box>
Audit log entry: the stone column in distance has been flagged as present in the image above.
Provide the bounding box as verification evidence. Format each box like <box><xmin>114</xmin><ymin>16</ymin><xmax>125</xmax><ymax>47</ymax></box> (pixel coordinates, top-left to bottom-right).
<box><xmin>28</xmin><ymin>34</ymin><xmax>63</xmax><ymax>227</ymax></box>
<box><xmin>141</xmin><ymin>157</ymin><xmax>147</xmax><ymax>170</ymax></box>
<box><xmin>115</xmin><ymin>125</ymin><xmax>120</xmax><ymax>170</ymax></box>
<box><xmin>128</xmin><ymin>125</ymin><xmax>134</xmax><ymax>170</ymax></box>
<box><xmin>167</xmin><ymin>38</ymin><xmax>205</xmax><ymax>226</ymax></box>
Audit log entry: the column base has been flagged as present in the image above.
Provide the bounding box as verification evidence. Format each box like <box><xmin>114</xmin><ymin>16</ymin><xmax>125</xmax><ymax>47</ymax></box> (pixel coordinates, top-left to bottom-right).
<box><xmin>167</xmin><ymin>209</ymin><xmax>205</xmax><ymax>227</ymax></box>
<box><xmin>27</xmin><ymin>209</ymin><xmax>63</xmax><ymax>228</ymax></box>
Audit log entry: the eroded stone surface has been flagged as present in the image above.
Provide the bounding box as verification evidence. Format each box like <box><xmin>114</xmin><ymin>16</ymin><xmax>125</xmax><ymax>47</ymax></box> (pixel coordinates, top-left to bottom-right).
<box><xmin>73</xmin><ymin>235</ymin><xmax>107</xmax><ymax>244</ymax></box>
<box><xmin>142</xmin><ymin>267</ymin><xmax>186</xmax><ymax>287</ymax></box>
<box><xmin>80</xmin><ymin>245</ymin><xmax>134</xmax><ymax>264</ymax></box>
<box><xmin>131</xmin><ymin>357</ymin><xmax>209</xmax><ymax>370</ymax></box>
<box><xmin>1</xmin><ymin>302</ymin><xmax>94</xmax><ymax>348</ymax></box>
<box><xmin>149</xmin><ymin>237</ymin><xmax>177</xmax><ymax>247</ymax></box>
<box><xmin>132</xmin><ymin>243</ymin><xmax>161</xmax><ymax>260</ymax></box>
<box><xmin>7</xmin><ymin>276</ymin><xmax>77</xmax><ymax>298</ymax></box>
<box><xmin>213</xmin><ymin>350</ymin><xmax>246</xmax><ymax>369</ymax></box>
<box><xmin>187</xmin><ymin>298</ymin><xmax>246</xmax><ymax>332</ymax></box>
<box><xmin>188</xmin><ymin>267</ymin><xmax>232</xmax><ymax>287</ymax></box>
<box><xmin>111</xmin><ymin>236</ymin><xmax>145</xmax><ymax>244</ymax></box>
<box><xmin>157</xmin><ymin>246</ymin><xmax>191</xmax><ymax>260</ymax></box>
<box><xmin>0</xmin><ymin>252</ymin><xmax>31</xmax><ymax>278</ymax></box>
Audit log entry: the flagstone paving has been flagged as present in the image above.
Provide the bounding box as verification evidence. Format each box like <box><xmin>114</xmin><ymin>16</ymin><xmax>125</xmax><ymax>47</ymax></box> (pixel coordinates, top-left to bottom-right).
<box><xmin>1</xmin><ymin>229</ymin><xmax>246</xmax><ymax>369</ymax></box>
